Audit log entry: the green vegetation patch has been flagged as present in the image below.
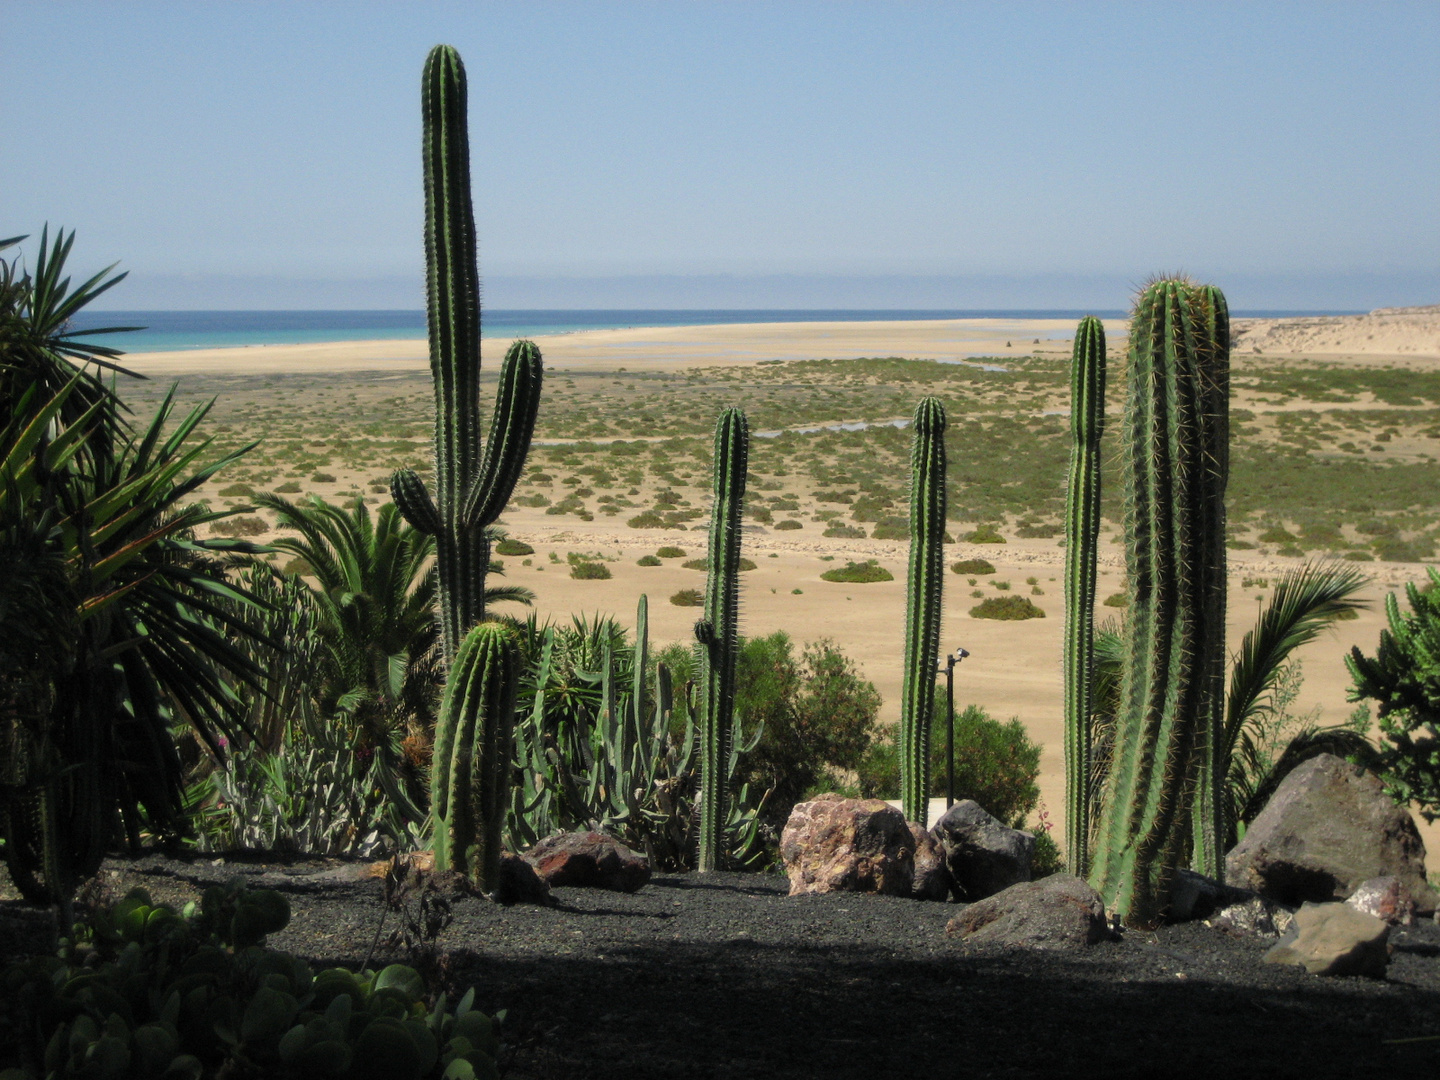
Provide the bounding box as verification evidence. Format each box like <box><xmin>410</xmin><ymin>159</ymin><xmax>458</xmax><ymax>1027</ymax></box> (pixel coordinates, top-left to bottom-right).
<box><xmin>637</xmin><ymin>554</ymin><xmax>662</xmax><ymax>566</ymax></box>
<box><xmin>821</xmin><ymin>560</ymin><xmax>894</xmax><ymax>584</ymax></box>
<box><xmin>669</xmin><ymin>588</ymin><xmax>704</xmax><ymax>606</ymax></box>
<box><xmin>965</xmin><ymin>524</ymin><xmax>1007</xmax><ymax>544</ymax></box>
<box><xmin>570</xmin><ymin>560</ymin><xmax>612</xmax><ymax>580</ymax></box>
<box><xmin>951</xmin><ymin>558</ymin><xmax>996</xmax><ymax>575</ymax></box>
<box><xmin>656</xmin><ymin>546</ymin><xmax>687</xmax><ymax>558</ymax></box>
<box><xmin>970</xmin><ymin>595</ymin><xmax>1045</xmax><ymax>620</ymax></box>
<box><xmin>494</xmin><ymin>538</ymin><xmax>534</xmax><ymax>556</ymax></box>
<box><xmin>775</xmin><ymin>519</ymin><xmax>803</xmax><ymax>530</ymax></box>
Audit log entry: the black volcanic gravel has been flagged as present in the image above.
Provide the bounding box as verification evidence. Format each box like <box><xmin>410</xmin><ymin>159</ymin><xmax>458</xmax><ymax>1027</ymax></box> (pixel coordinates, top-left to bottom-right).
<box><xmin>5</xmin><ymin>853</ymin><xmax>1440</xmax><ymax>1078</ymax></box>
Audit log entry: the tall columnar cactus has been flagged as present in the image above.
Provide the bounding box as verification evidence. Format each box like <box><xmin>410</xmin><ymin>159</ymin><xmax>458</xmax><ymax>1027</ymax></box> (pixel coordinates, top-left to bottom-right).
<box><xmin>1062</xmin><ymin>316</ymin><xmax>1107</xmax><ymax>876</ymax></box>
<box><xmin>694</xmin><ymin>408</ymin><xmax>748</xmax><ymax>871</ymax></box>
<box><xmin>391</xmin><ymin>45</ymin><xmax>543</xmax><ymax>662</ymax></box>
<box><xmin>1089</xmin><ymin>279</ymin><xmax>1230</xmax><ymax>925</ymax></box>
<box><xmin>1193</xmin><ymin>285</ymin><xmax>1231</xmax><ymax>879</ymax></box>
<box><xmin>431</xmin><ymin>621</ymin><xmax>522</xmax><ymax>893</ymax></box>
<box><xmin>899</xmin><ymin>397</ymin><xmax>948</xmax><ymax>827</ymax></box>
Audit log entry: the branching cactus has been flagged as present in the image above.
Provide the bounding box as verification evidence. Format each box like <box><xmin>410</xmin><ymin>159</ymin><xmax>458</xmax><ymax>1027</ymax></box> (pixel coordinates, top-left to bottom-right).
<box><xmin>1062</xmin><ymin>316</ymin><xmax>1107</xmax><ymax>876</ymax></box>
<box><xmin>391</xmin><ymin>44</ymin><xmax>543</xmax><ymax>661</ymax></box>
<box><xmin>431</xmin><ymin>621</ymin><xmax>522</xmax><ymax>893</ymax></box>
<box><xmin>694</xmin><ymin>408</ymin><xmax>748</xmax><ymax>871</ymax></box>
<box><xmin>899</xmin><ymin>397</ymin><xmax>948</xmax><ymax>826</ymax></box>
<box><xmin>1089</xmin><ymin>279</ymin><xmax>1230</xmax><ymax>925</ymax></box>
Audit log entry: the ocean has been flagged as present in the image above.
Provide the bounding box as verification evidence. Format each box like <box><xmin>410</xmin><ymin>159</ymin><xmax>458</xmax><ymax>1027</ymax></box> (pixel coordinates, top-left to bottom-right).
<box><xmin>69</xmin><ymin>308</ymin><xmax>1359</xmax><ymax>354</ymax></box>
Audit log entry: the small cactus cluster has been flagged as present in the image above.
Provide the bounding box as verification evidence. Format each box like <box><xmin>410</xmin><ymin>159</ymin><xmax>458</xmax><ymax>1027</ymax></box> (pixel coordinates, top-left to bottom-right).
<box><xmin>694</xmin><ymin>408</ymin><xmax>749</xmax><ymax>871</ymax></box>
<box><xmin>1</xmin><ymin>884</ymin><xmax>500</xmax><ymax>1079</ymax></box>
<box><xmin>898</xmin><ymin>397</ymin><xmax>948</xmax><ymax>827</ymax></box>
<box><xmin>391</xmin><ymin>44</ymin><xmax>543</xmax><ymax>662</ymax></box>
<box><xmin>1086</xmin><ymin>279</ymin><xmax>1230</xmax><ymax>926</ymax></box>
<box><xmin>1061</xmin><ymin>316</ymin><xmax>1106</xmax><ymax>876</ymax></box>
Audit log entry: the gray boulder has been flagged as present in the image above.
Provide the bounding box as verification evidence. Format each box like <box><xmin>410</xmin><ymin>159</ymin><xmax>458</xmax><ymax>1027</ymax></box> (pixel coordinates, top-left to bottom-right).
<box><xmin>781</xmin><ymin>794</ymin><xmax>915</xmax><ymax>897</ymax></box>
<box><xmin>1226</xmin><ymin>754</ymin><xmax>1434</xmax><ymax>909</ymax></box>
<box><xmin>931</xmin><ymin>800</ymin><xmax>1034</xmax><ymax>901</ymax></box>
<box><xmin>946</xmin><ymin>874</ymin><xmax>1110</xmax><ymax>950</ymax></box>
<box><xmin>1210</xmin><ymin>896</ymin><xmax>1295</xmax><ymax>938</ymax></box>
<box><xmin>1263</xmin><ymin>901</ymin><xmax>1391</xmax><ymax>977</ymax></box>
<box><xmin>908</xmin><ymin>821</ymin><xmax>953</xmax><ymax>901</ymax></box>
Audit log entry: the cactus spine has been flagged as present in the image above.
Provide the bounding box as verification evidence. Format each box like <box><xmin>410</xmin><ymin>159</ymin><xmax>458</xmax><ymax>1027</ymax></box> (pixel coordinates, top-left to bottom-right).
<box><xmin>1089</xmin><ymin>279</ymin><xmax>1230</xmax><ymax>925</ymax></box>
<box><xmin>898</xmin><ymin>397</ymin><xmax>948</xmax><ymax>827</ymax></box>
<box><xmin>1062</xmin><ymin>316</ymin><xmax>1107</xmax><ymax>876</ymax></box>
<box><xmin>391</xmin><ymin>45</ymin><xmax>543</xmax><ymax>661</ymax></box>
<box><xmin>431</xmin><ymin>621</ymin><xmax>522</xmax><ymax>893</ymax></box>
<box><xmin>694</xmin><ymin>408</ymin><xmax>748</xmax><ymax>871</ymax></box>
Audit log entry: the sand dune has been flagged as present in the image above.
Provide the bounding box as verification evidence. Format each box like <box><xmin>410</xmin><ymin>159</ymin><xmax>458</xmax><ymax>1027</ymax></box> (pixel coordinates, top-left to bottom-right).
<box><xmin>1233</xmin><ymin>304</ymin><xmax>1440</xmax><ymax>360</ymax></box>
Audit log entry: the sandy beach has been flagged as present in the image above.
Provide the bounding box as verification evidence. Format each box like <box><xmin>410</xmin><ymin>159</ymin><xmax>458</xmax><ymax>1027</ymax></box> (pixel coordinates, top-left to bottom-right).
<box><xmin>118</xmin><ymin>311</ymin><xmax>1440</xmax><ymax>851</ymax></box>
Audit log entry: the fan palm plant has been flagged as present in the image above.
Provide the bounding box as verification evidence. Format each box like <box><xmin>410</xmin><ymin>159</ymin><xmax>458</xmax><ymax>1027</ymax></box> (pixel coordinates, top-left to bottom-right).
<box><xmin>254</xmin><ymin>493</ymin><xmax>534</xmax><ymax>816</ymax></box>
<box><xmin>1086</xmin><ymin>561</ymin><xmax>1370</xmax><ymax>854</ymax></box>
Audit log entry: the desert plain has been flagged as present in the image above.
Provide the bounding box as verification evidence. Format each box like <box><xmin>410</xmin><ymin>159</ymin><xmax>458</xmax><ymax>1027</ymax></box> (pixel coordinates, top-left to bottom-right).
<box><xmin>116</xmin><ymin>306</ymin><xmax>1440</xmax><ymax>851</ymax></box>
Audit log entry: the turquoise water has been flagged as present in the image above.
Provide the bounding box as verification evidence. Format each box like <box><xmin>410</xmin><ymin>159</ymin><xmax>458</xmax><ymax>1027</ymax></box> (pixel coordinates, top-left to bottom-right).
<box><xmin>70</xmin><ymin>308</ymin><xmax>1358</xmax><ymax>354</ymax></box>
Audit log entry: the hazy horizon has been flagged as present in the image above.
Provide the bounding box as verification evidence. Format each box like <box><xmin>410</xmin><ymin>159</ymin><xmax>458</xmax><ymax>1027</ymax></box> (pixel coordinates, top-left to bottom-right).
<box><xmin>5</xmin><ymin>2</ymin><xmax>1437</xmax><ymax>310</ymax></box>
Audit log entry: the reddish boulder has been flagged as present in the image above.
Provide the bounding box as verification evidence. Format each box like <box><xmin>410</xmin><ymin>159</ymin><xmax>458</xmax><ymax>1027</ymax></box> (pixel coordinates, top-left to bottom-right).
<box><xmin>781</xmin><ymin>794</ymin><xmax>915</xmax><ymax>897</ymax></box>
<box><xmin>909</xmin><ymin>821</ymin><xmax>953</xmax><ymax>901</ymax></box>
<box><xmin>524</xmin><ymin>831</ymin><xmax>651</xmax><ymax>893</ymax></box>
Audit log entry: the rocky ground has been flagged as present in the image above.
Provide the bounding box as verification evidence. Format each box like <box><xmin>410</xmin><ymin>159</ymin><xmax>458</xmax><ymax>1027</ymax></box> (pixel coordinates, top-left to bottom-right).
<box><xmin>4</xmin><ymin>851</ymin><xmax>1440</xmax><ymax>1079</ymax></box>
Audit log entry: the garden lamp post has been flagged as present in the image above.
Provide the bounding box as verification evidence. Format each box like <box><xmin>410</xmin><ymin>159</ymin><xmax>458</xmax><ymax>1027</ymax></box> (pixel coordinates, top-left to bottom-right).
<box><xmin>941</xmin><ymin>647</ymin><xmax>970</xmax><ymax>808</ymax></box>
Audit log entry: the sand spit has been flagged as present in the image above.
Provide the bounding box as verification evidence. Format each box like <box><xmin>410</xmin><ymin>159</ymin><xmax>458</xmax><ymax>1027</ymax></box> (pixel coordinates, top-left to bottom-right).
<box><xmin>1233</xmin><ymin>304</ymin><xmax>1440</xmax><ymax>360</ymax></box>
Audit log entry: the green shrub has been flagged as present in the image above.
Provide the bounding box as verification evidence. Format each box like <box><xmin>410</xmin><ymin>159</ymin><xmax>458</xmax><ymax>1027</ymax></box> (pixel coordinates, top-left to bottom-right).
<box><xmin>951</xmin><ymin>558</ymin><xmax>995</xmax><ymax>575</ymax></box>
<box><xmin>218</xmin><ymin>482</ymin><xmax>256</xmax><ymax>497</ymax></box>
<box><xmin>311</xmin><ymin>472</ymin><xmax>337</xmax><ymax>483</ymax></box>
<box><xmin>820</xmin><ymin>559</ymin><xmax>894</xmax><ymax>583</ymax></box>
<box><xmin>870</xmin><ymin>516</ymin><xmax>910</xmax><ymax>540</ymax></box>
<box><xmin>683</xmin><ymin>557</ymin><xmax>757</xmax><ymax>571</ymax></box>
<box><xmin>970</xmin><ymin>595</ymin><xmax>1044</xmax><ymax>620</ymax></box>
<box><xmin>495</xmin><ymin>537</ymin><xmax>534</xmax><ymax>556</ymax></box>
<box><xmin>1103</xmin><ymin>592</ymin><xmax>1128</xmax><ymax>607</ymax></box>
<box><xmin>669</xmin><ymin>588</ymin><xmax>704</xmax><ymax>606</ymax></box>
<box><xmin>965</xmin><ymin>524</ymin><xmax>1006</xmax><ymax>544</ymax></box>
<box><xmin>637</xmin><ymin>554</ymin><xmax>662</xmax><ymax>566</ymax></box>
<box><xmin>750</xmin><ymin>506</ymin><xmax>774</xmax><ymax>524</ymax></box>
<box><xmin>1015</xmin><ymin>522</ymin><xmax>1059</xmax><ymax>538</ymax></box>
<box><xmin>570</xmin><ymin>561</ymin><xmax>612</xmax><ymax>580</ymax></box>
<box><xmin>1227</xmin><ymin>539</ymin><xmax>1257</xmax><ymax>549</ymax></box>
<box><xmin>1259</xmin><ymin>526</ymin><xmax>1297</xmax><ymax>543</ymax></box>
<box><xmin>823</xmin><ymin>523</ymin><xmax>866</xmax><ymax>538</ymax></box>
<box><xmin>1030</xmin><ymin>826</ymin><xmax>1064</xmax><ymax>877</ymax></box>
<box><xmin>774</xmin><ymin>519</ymin><xmax>803</xmax><ymax>530</ymax></box>
<box><xmin>858</xmin><ymin>701</ymin><xmax>1041</xmax><ymax>827</ymax></box>
<box><xmin>514</xmin><ymin>492</ymin><xmax>551</xmax><ymax>507</ymax></box>
<box><xmin>1374</xmin><ymin>535</ymin><xmax>1433</xmax><ymax>562</ymax></box>
<box><xmin>627</xmin><ymin>511</ymin><xmax>667</xmax><ymax>528</ymax></box>
<box><xmin>213</xmin><ymin>515</ymin><xmax>269</xmax><ymax>537</ymax></box>
<box><xmin>656</xmin><ymin>545</ymin><xmax>687</xmax><ymax>558</ymax></box>
<box><xmin>735</xmin><ymin>633</ymin><xmax>881</xmax><ymax>827</ymax></box>
<box><xmin>282</xmin><ymin>557</ymin><xmax>313</xmax><ymax>577</ymax></box>
<box><xmin>274</xmin><ymin>481</ymin><xmax>303</xmax><ymax>494</ymax></box>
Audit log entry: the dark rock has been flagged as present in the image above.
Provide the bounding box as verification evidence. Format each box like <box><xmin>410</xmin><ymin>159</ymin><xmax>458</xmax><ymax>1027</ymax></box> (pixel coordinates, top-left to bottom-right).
<box><xmin>781</xmin><ymin>793</ymin><xmax>915</xmax><ymax>897</ymax></box>
<box><xmin>524</xmin><ymin>831</ymin><xmax>651</xmax><ymax>893</ymax></box>
<box><xmin>1263</xmin><ymin>901</ymin><xmax>1390</xmax><ymax>977</ymax></box>
<box><xmin>946</xmin><ymin>874</ymin><xmax>1110</xmax><ymax>950</ymax></box>
<box><xmin>908</xmin><ymin>821</ymin><xmax>953</xmax><ymax>901</ymax></box>
<box><xmin>1226</xmin><ymin>754</ymin><xmax>1434</xmax><ymax>909</ymax></box>
<box><xmin>492</xmin><ymin>853</ymin><xmax>555</xmax><ymax>907</ymax></box>
<box><xmin>1346</xmin><ymin>875</ymin><xmax>1418</xmax><ymax>926</ymax></box>
<box><xmin>1169</xmin><ymin>868</ymin><xmax>1255</xmax><ymax>922</ymax></box>
<box><xmin>931</xmin><ymin>800</ymin><xmax>1034</xmax><ymax>901</ymax></box>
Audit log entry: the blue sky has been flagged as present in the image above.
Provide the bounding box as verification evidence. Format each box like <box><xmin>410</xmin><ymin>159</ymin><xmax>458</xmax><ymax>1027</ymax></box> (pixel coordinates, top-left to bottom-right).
<box><xmin>3</xmin><ymin>1</ymin><xmax>1437</xmax><ymax>309</ymax></box>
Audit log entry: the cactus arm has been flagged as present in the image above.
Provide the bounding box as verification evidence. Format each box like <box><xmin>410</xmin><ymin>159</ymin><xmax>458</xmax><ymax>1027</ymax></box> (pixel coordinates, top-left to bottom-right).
<box><xmin>898</xmin><ymin>397</ymin><xmax>948</xmax><ymax>826</ymax></box>
<box><xmin>1062</xmin><ymin>316</ymin><xmax>1107</xmax><ymax>876</ymax></box>
<box><xmin>695</xmin><ymin>408</ymin><xmax>748</xmax><ymax>872</ymax></box>
<box><xmin>389</xmin><ymin>469</ymin><xmax>441</xmax><ymax>535</ymax></box>
<box><xmin>461</xmin><ymin>340</ymin><xmax>545</xmax><ymax>528</ymax></box>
